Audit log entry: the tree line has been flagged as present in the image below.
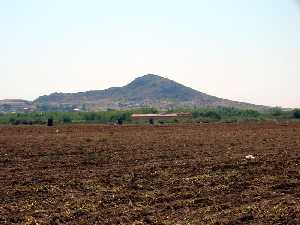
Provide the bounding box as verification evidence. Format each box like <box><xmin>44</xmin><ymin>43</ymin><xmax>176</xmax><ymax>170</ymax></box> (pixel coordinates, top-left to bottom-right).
<box><xmin>0</xmin><ymin>107</ymin><xmax>299</xmax><ymax>125</ymax></box>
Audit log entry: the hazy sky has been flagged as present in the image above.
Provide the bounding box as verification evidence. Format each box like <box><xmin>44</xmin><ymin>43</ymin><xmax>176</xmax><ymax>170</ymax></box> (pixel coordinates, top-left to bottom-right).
<box><xmin>1</xmin><ymin>0</ymin><xmax>300</xmax><ymax>108</ymax></box>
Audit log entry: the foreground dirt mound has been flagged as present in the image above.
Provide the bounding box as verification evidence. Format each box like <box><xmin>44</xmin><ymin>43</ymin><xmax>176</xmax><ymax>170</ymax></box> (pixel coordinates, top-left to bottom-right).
<box><xmin>1</xmin><ymin>122</ymin><xmax>300</xmax><ymax>224</ymax></box>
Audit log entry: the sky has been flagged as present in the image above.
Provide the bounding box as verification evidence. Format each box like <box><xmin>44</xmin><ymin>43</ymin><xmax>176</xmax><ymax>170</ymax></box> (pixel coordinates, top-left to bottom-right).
<box><xmin>1</xmin><ymin>0</ymin><xmax>300</xmax><ymax>108</ymax></box>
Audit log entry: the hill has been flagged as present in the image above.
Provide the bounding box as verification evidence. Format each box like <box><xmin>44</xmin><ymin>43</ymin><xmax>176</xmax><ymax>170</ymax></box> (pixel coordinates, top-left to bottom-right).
<box><xmin>34</xmin><ymin>74</ymin><xmax>267</xmax><ymax>111</ymax></box>
<box><xmin>0</xmin><ymin>99</ymin><xmax>36</xmax><ymax>113</ymax></box>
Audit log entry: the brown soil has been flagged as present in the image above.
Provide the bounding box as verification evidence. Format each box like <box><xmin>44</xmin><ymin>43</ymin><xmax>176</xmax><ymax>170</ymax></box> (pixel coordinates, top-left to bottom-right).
<box><xmin>1</xmin><ymin>122</ymin><xmax>300</xmax><ymax>224</ymax></box>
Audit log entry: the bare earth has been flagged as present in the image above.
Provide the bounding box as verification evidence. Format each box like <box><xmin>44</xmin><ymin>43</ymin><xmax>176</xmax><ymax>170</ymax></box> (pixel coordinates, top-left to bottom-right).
<box><xmin>1</xmin><ymin>122</ymin><xmax>300</xmax><ymax>224</ymax></box>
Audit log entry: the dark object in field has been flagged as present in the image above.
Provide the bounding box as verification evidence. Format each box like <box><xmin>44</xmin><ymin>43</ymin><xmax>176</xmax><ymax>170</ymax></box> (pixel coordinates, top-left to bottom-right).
<box><xmin>117</xmin><ymin>119</ymin><xmax>123</xmax><ymax>125</ymax></box>
<box><xmin>149</xmin><ymin>118</ymin><xmax>154</xmax><ymax>125</ymax></box>
<box><xmin>47</xmin><ymin>118</ymin><xmax>53</xmax><ymax>126</ymax></box>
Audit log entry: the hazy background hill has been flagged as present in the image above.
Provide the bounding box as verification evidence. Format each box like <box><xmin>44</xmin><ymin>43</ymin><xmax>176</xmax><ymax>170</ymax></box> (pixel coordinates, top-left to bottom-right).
<box><xmin>32</xmin><ymin>74</ymin><xmax>267</xmax><ymax>111</ymax></box>
<box><xmin>0</xmin><ymin>99</ymin><xmax>36</xmax><ymax>113</ymax></box>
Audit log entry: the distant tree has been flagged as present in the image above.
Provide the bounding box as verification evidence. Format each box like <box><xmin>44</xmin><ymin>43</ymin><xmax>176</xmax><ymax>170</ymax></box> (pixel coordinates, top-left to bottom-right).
<box><xmin>9</xmin><ymin>118</ymin><xmax>16</xmax><ymax>124</ymax></box>
<box><xmin>270</xmin><ymin>107</ymin><xmax>284</xmax><ymax>117</ymax></box>
<box><xmin>62</xmin><ymin>115</ymin><xmax>72</xmax><ymax>123</ymax></box>
<box><xmin>294</xmin><ymin>109</ymin><xmax>300</xmax><ymax>119</ymax></box>
<box><xmin>204</xmin><ymin>111</ymin><xmax>221</xmax><ymax>120</ymax></box>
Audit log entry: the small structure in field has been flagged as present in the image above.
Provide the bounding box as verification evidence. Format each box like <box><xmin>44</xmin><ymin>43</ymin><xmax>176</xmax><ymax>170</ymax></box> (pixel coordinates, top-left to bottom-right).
<box><xmin>131</xmin><ymin>112</ymin><xmax>192</xmax><ymax>124</ymax></box>
<box><xmin>47</xmin><ymin>118</ymin><xmax>54</xmax><ymax>127</ymax></box>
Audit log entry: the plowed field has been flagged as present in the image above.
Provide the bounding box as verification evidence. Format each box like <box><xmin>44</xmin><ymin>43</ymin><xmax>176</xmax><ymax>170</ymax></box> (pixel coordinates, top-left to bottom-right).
<box><xmin>1</xmin><ymin>122</ymin><xmax>300</xmax><ymax>224</ymax></box>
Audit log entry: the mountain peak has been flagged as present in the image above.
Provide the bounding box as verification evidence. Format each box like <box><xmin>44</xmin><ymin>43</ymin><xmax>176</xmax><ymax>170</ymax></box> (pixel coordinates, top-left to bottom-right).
<box><xmin>32</xmin><ymin>74</ymin><xmax>267</xmax><ymax>111</ymax></box>
<box><xmin>140</xmin><ymin>74</ymin><xmax>163</xmax><ymax>79</ymax></box>
<box><xmin>126</xmin><ymin>74</ymin><xmax>167</xmax><ymax>88</ymax></box>
<box><xmin>143</xmin><ymin>73</ymin><xmax>162</xmax><ymax>77</ymax></box>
